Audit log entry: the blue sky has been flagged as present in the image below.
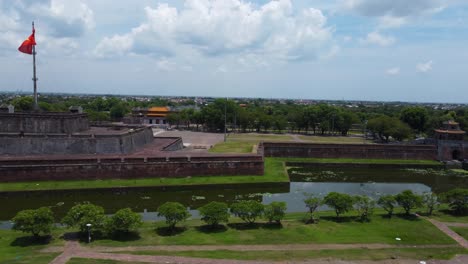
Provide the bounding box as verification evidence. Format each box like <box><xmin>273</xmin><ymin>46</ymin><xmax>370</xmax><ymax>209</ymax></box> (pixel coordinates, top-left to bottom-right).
<box><xmin>0</xmin><ymin>0</ymin><xmax>467</xmax><ymax>103</ymax></box>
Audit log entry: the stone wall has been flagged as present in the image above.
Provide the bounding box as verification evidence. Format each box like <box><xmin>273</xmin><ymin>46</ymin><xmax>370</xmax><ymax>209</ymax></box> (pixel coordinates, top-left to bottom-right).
<box><xmin>261</xmin><ymin>142</ymin><xmax>437</xmax><ymax>160</ymax></box>
<box><xmin>0</xmin><ymin>127</ymin><xmax>154</xmax><ymax>155</ymax></box>
<box><xmin>0</xmin><ymin>112</ymin><xmax>89</xmax><ymax>133</ymax></box>
<box><xmin>437</xmin><ymin>140</ymin><xmax>468</xmax><ymax>161</ymax></box>
<box><xmin>0</xmin><ymin>155</ymin><xmax>264</xmax><ymax>182</ymax></box>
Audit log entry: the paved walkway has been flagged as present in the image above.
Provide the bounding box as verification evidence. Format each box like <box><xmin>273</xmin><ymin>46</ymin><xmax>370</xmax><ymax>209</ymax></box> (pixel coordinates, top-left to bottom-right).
<box><xmin>426</xmin><ymin>218</ymin><xmax>468</xmax><ymax>249</ymax></box>
<box><xmin>443</xmin><ymin>222</ymin><xmax>468</xmax><ymax>228</ymax></box>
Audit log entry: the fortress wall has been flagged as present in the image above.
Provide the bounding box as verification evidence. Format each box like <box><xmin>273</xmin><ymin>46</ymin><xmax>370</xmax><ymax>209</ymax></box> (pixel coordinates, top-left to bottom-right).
<box><xmin>0</xmin><ymin>127</ymin><xmax>154</xmax><ymax>155</ymax></box>
<box><xmin>437</xmin><ymin>140</ymin><xmax>468</xmax><ymax>161</ymax></box>
<box><xmin>0</xmin><ymin>112</ymin><xmax>89</xmax><ymax>134</ymax></box>
<box><xmin>0</xmin><ymin>155</ymin><xmax>264</xmax><ymax>182</ymax></box>
<box><xmin>262</xmin><ymin>142</ymin><xmax>437</xmax><ymax>160</ymax></box>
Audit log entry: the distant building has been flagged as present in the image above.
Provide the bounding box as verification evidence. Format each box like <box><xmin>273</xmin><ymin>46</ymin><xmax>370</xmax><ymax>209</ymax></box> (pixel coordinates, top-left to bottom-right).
<box><xmin>125</xmin><ymin>106</ymin><xmax>172</xmax><ymax>126</ymax></box>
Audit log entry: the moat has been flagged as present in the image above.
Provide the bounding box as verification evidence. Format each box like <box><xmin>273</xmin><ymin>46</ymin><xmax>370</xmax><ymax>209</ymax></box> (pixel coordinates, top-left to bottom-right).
<box><xmin>1</xmin><ymin>166</ymin><xmax>467</xmax><ymax>227</ymax></box>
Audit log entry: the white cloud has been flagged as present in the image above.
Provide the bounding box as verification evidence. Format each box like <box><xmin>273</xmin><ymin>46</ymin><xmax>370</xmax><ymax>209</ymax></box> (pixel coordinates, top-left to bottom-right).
<box><xmin>344</xmin><ymin>0</ymin><xmax>445</xmax><ymax>18</ymax></box>
<box><xmin>378</xmin><ymin>15</ymin><xmax>407</xmax><ymax>28</ymax></box>
<box><xmin>417</xmin><ymin>60</ymin><xmax>433</xmax><ymax>73</ymax></box>
<box><xmin>94</xmin><ymin>0</ymin><xmax>335</xmax><ymax>62</ymax></box>
<box><xmin>156</xmin><ymin>59</ymin><xmax>176</xmax><ymax>72</ymax></box>
<box><xmin>0</xmin><ymin>0</ymin><xmax>94</xmax><ymax>56</ymax></box>
<box><xmin>386</xmin><ymin>67</ymin><xmax>400</xmax><ymax>75</ymax></box>
<box><xmin>361</xmin><ymin>31</ymin><xmax>395</xmax><ymax>47</ymax></box>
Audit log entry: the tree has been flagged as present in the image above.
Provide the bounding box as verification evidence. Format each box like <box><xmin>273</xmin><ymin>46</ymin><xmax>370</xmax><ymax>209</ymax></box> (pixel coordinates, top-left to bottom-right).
<box><xmin>11</xmin><ymin>96</ymin><xmax>34</xmax><ymax>111</ymax></box>
<box><xmin>354</xmin><ymin>195</ymin><xmax>375</xmax><ymax>222</ymax></box>
<box><xmin>12</xmin><ymin>207</ymin><xmax>54</xmax><ymax>238</ymax></box>
<box><xmin>263</xmin><ymin>201</ymin><xmax>287</xmax><ymax>224</ymax></box>
<box><xmin>400</xmin><ymin>107</ymin><xmax>428</xmax><ymax>134</ymax></box>
<box><xmin>105</xmin><ymin>208</ymin><xmax>142</xmax><ymax>236</ymax></box>
<box><xmin>230</xmin><ymin>200</ymin><xmax>264</xmax><ymax>225</ymax></box>
<box><xmin>109</xmin><ymin>103</ymin><xmax>128</xmax><ymax>120</ymax></box>
<box><xmin>157</xmin><ymin>202</ymin><xmax>191</xmax><ymax>229</ymax></box>
<box><xmin>62</xmin><ymin>202</ymin><xmax>106</xmax><ymax>234</ymax></box>
<box><xmin>323</xmin><ymin>192</ymin><xmax>354</xmax><ymax>219</ymax></box>
<box><xmin>198</xmin><ymin>202</ymin><xmax>230</xmax><ymax>228</ymax></box>
<box><xmin>303</xmin><ymin>194</ymin><xmax>322</xmax><ymax>223</ymax></box>
<box><xmin>377</xmin><ymin>195</ymin><xmax>396</xmax><ymax>218</ymax></box>
<box><xmin>395</xmin><ymin>190</ymin><xmax>423</xmax><ymax>215</ymax></box>
<box><xmin>422</xmin><ymin>192</ymin><xmax>439</xmax><ymax>216</ymax></box>
<box><xmin>442</xmin><ymin>189</ymin><xmax>468</xmax><ymax>215</ymax></box>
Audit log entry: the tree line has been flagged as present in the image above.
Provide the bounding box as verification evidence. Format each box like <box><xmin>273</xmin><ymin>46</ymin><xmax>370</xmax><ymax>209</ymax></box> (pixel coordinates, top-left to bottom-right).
<box><xmin>6</xmin><ymin>95</ymin><xmax>468</xmax><ymax>141</ymax></box>
<box><xmin>11</xmin><ymin>188</ymin><xmax>468</xmax><ymax>240</ymax></box>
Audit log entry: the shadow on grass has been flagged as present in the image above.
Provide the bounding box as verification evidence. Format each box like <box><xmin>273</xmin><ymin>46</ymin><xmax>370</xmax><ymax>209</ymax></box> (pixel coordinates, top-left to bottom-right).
<box><xmin>196</xmin><ymin>224</ymin><xmax>228</xmax><ymax>233</ymax></box>
<box><xmin>227</xmin><ymin>222</ymin><xmax>284</xmax><ymax>230</ymax></box>
<box><xmin>227</xmin><ymin>223</ymin><xmax>261</xmax><ymax>230</ymax></box>
<box><xmin>319</xmin><ymin>215</ymin><xmax>355</xmax><ymax>223</ymax></box>
<box><xmin>10</xmin><ymin>235</ymin><xmax>52</xmax><ymax>247</ymax></box>
<box><xmin>156</xmin><ymin>226</ymin><xmax>186</xmax><ymax>236</ymax></box>
<box><xmin>395</xmin><ymin>213</ymin><xmax>421</xmax><ymax>221</ymax></box>
<box><xmin>109</xmin><ymin>231</ymin><xmax>141</xmax><ymax>242</ymax></box>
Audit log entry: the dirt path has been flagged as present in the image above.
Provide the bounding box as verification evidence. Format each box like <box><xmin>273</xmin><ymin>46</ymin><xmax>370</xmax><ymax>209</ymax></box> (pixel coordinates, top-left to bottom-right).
<box><xmin>46</xmin><ymin>240</ymin><xmax>465</xmax><ymax>264</ymax></box>
<box><xmin>426</xmin><ymin>219</ymin><xmax>468</xmax><ymax>249</ymax></box>
<box><xmin>90</xmin><ymin>243</ymin><xmax>458</xmax><ymax>253</ymax></box>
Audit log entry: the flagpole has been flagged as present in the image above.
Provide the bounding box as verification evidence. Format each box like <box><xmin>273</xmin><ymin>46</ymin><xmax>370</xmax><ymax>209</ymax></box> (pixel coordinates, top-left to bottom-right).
<box><xmin>32</xmin><ymin>21</ymin><xmax>38</xmax><ymax>111</ymax></box>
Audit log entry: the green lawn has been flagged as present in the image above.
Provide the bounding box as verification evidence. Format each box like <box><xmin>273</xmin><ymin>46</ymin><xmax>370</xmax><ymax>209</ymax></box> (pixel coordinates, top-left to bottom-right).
<box><xmin>227</xmin><ymin>133</ymin><xmax>293</xmax><ymax>142</ymax></box>
<box><xmin>0</xmin><ymin>228</ymin><xmax>62</xmax><ymax>264</ymax></box>
<box><xmin>430</xmin><ymin>206</ymin><xmax>468</xmax><ymax>223</ymax></box>
<box><xmin>450</xmin><ymin>227</ymin><xmax>468</xmax><ymax>240</ymax></box>
<box><xmin>279</xmin><ymin>157</ymin><xmax>441</xmax><ymax>165</ymax></box>
<box><xmin>123</xmin><ymin>247</ymin><xmax>467</xmax><ymax>261</ymax></box>
<box><xmin>209</xmin><ymin>141</ymin><xmax>254</xmax><ymax>153</ymax></box>
<box><xmin>298</xmin><ymin>135</ymin><xmax>374</xmax><ymax>144</ymax></box>
<box><xmin>0</xmin><ymin>158</ymin><xmax>287</xmax><ymax>192</ymax></box>
<box><xmin>88</xmin><ymin>212</ymin><xmax>456</xmax><ymax>247</ymax></box>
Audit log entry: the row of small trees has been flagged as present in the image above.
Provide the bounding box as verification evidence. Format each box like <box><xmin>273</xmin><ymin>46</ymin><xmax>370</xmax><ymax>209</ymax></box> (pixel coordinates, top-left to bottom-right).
<box><xmin>12</xmin><ymin>189</ymin><xmax>468</xmax><ymax>240</ymax></box>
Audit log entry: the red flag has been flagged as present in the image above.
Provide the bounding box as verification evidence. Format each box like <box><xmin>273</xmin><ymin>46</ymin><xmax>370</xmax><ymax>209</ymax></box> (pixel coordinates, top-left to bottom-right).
<box><xmin>18</xmin><ymin>27</ymin><xmax>36</xmax><ymax>55</ymax></box>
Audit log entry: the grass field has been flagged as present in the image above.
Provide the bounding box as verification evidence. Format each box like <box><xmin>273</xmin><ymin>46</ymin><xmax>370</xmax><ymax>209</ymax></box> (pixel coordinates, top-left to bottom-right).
<box><xmin>0</xmin><ymin>228</ymin><xmax>63</xmax><ymax>264</ymax></box>
<box><xmin>0</xmin><ymin>158</ymin><xmax>288</xmax><ymax>192</ymax></box>
<box><xmin>298</xmin><ymin>135</ymin><xmax>374</xmax><ymax>144</ymax></box>
<box><xmin>88</xmin><ymin>212</ymin><xmax>456</xmax><ymax>247</ymax></box>
<box><xmin>123</xmin><ymin>247</ymin><xmax>467</xmax><ymax>262</ymax></box>
<box><xmin>450</xmin><ymin>227</ymin><xmax>468</xmax><ymax>240</ymax></box>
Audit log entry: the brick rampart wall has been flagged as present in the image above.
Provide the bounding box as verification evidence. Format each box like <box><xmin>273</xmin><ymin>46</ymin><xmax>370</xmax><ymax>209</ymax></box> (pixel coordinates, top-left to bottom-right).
<box><xmin>0</xmin><ymin>155</ymin><xmax>264</xmax><ymax>182</ymax></box>
<box><xmin>0</xmin><ymin>112</ymin><xmax>89</xmax><ymax>133</ymax></box>
<box><xmin>261</xmin><ymin>142</ymin><xmax>437</xmax><ymax>160</ymax></box>
<box><xmin>0</xmin><ymin>127</ymin><xmax>154</xmax><ymax>155</ymax></box>
<box><xmin>437</xmin><ymin>140</ymin><xmax>468</xmax><ymax>161</ymax></box>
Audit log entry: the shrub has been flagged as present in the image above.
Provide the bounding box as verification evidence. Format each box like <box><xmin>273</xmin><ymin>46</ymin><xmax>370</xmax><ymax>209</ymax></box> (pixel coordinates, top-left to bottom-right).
<box><xmin>62</xmin><ymin>202</ymin><xmax>106</xmax><ymax>234</ymax></box>
<box><xmin>303</xmin><ymin>194</ymin><xmax>322</xmax><ymax>223</ymax></box>
<box><xmin>199</xmin><ymin>202</ymin><xmax>230</xmax><ymax>228</ymax></box>
<box><xmin>264</xmin><ymin>201</ymin><xmax>287</xmax><ymax>224</ymax></box>
<box><xmin>442</xmin><ymin>189</ymin><xmax>468</xmax><ymax>215</ymax></box>
<box><xmin>395</xmin><ymin>190</ymin><xmax>422</xmax><ymax>215</ymax></box>
<box><xmin>422</xmin><ymin>192</ymin><xmax>439</xmax><ymax>216</ymax></box>
<box><xmin>354</xmin><ymin>195</ymin><xmax>375</xmax><ymax>222</ymax></box>
<box><xmin>12</xmin><ymin>207</ymin><xmax>54</xmax><ymax>238</ymax></box>
<box><xmin>105</xmin><ymin>208</ymin><xmax>142</xmax><ymax>236</ymax></box>
<box><xmin>157</xmin><ymin>202</ymin><xmax>191</xmax><ymax>229</ymax></box>
<box><xmin>323</xmin><ymin>192</ymin><xmax>354</xmax><ymax>219</ymax></box>
<box><xmin>230</xmin><ymin>200</ymin><xmax>264</xmax><ymax>224</ymax></box>
<box><xmin>377</xmin><ymin>195</ymin><xmax>396</xmax><ymax>218</ymax></box>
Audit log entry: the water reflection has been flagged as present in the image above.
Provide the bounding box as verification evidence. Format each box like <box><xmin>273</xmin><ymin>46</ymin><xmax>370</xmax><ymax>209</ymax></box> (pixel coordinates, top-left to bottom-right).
<box><xmin>0</xmin><ymin>167</ymin><xmax>466</xmax><ymax>226</ymax></box>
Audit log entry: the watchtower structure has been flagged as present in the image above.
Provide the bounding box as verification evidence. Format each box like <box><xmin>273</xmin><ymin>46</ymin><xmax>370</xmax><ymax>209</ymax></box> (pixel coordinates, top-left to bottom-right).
<box><xmin>435</xmin><ymin>121</ymin><xmax>467</xmax><ymax>161</ymax></box>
